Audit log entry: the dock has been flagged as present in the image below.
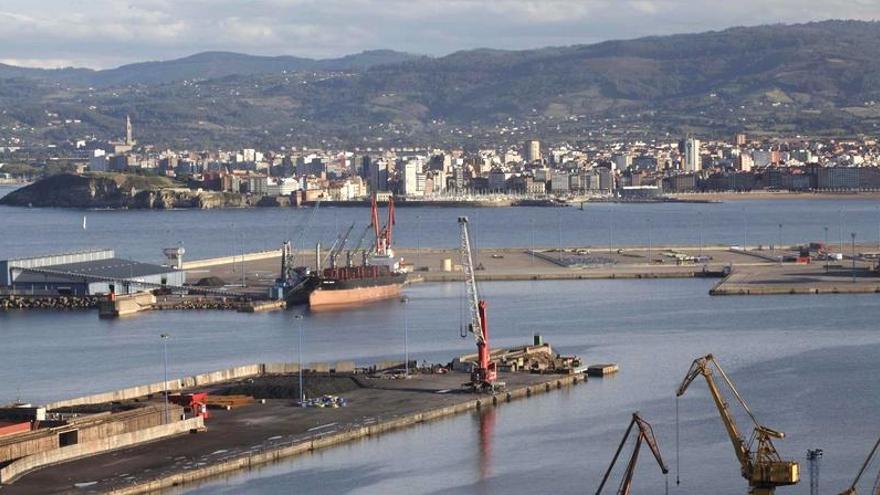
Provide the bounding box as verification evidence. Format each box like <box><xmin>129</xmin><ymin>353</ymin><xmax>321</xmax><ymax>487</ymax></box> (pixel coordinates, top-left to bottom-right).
<box><xmin>0</xmin><ymin>349</ymin><xmax>598</xmax><ymax>494</ymax></box>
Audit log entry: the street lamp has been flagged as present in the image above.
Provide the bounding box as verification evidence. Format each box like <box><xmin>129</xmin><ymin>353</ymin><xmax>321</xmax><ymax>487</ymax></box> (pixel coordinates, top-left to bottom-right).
<box><xmin>698</xmin><ymin>212</ymin><xmax>704</xmax><ymax>257</ymax></box>
<box><xmin>416</xmin><ymin>214</ymin><xmax>422</xmax><ymax>268</ymax></box>
<box><xmin>401</xmin><ymin>295</ymin><xmax>410</xmax><ymax>377</ymax></box>
<box><xmin>609</xmin><ymin>208</ymin><xmax>614</xmax><ymax>254</ymax></box>
<box><xmin>160</xmin><ymin>333</ymin><xmax>170</xmax><ymax>424</ymax></box>
<box><xmin>851</xmin><ymin>232</ymin><xmax>857</xmax><ymax>283</ymax></box>
<box><xmin>778</xmin><ymin>223</ymin><xmax>783</xmax><ymax>265</ymax></box>
<box><xmin>294</xmin><ymin>314</ymin><xmax>305</xmax><ymax>405</ymax></box>
<box><xmin>647</xmin><ymin>216</ymin><xmax>653</xmax><ymax>263</ymax></box>
<box><xmin>824</xmin><ymin>226</ymin><xmax>829</xmax><ymax>274</ymax></box>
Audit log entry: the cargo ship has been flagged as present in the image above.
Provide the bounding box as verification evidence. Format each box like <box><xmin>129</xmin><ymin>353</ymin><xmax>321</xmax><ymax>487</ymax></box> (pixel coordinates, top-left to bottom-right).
<box><xmin>280</xmin><ymin>195</ymin><xmax>407</xmax><ymax>310</ymax></box>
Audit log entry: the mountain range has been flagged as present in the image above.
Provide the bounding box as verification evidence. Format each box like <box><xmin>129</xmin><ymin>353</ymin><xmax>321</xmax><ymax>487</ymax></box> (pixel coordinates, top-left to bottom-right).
<box><xmin>2</xmin><ymin>20</ymin><xmax>880</xmax><ymax>149</ymax></box>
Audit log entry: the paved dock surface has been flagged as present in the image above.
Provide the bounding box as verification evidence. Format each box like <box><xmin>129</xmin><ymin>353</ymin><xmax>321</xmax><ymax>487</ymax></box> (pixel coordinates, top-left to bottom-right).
<box><xmin>5</xmin><ymin>371</ymin><xmax>577</xmax><ymax>495</ymax></box>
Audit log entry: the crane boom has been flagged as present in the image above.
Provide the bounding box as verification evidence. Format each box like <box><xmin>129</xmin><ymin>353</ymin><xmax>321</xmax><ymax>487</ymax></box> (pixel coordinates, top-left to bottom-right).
<box><xmin>458</xmin><ymin>216</ymin><xmax>497</xmax><ymax>392</ymax></box>
<box><xmin>839</xmin><ymin>435</ymin><xmax>880</xmax><ymax>495</ymax></box>
<box><xmin>676</xmin><ymin>354</ymin><xmax>799</xmax><ymax>494</ymax></box>
<box><xmin>596</xmin><ymin>412</ymin><xmax>669</xmax><ymax>495</ymax></box>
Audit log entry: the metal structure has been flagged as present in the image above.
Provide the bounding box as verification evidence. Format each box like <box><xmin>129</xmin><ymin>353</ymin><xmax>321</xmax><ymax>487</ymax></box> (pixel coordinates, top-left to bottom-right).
<box><xmin>807</xmin><ymin>449</ymin><xmax>823</xmax><ymax>495</ymax></box>
<box><xmin>372</xmin><ymin>194</ymin><xmax>395</xmax><ymax>256</ymax></box>
<box><xmin>326</xmin><ymin>223</ymin><xmax>355</xmax><ymax>269</ymax></box>
<box><xmin>458</xmin><ymin>216</ymin><xmax>498</xmax><ymax>392</ymax></box>
<box><xmin>596</xmin><ymin>412</ymin><xmax>669</xmax><ymax>495</ymax></box>
<box><xmin>676</xmin><ymin>354</ymin><xmax>800</xmax><ymax>494</ymax></box>
<box><xmin>838</xmin><ymin>435</ymin><xmax>880</xmax><ymax>495</ymax></box>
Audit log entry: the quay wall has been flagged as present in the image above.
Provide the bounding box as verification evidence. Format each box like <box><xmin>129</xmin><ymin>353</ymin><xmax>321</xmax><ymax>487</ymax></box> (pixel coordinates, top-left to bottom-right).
<box><xmin>0</xmin><ymin>417</ymin><xmax>204</xmax><ymax>485</ymax></box>
<box><xmin>43</xmin><ymin>362</ymin><xmax>356</xmax><ymax>410</ymax></box>
<box><xmin>105</xmin><ymin>373</ymin><xmax>583</xmax><ymax>495</ymax></box>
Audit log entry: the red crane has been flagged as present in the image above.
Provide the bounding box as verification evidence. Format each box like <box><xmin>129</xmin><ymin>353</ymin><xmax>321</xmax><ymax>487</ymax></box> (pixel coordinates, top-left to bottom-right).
<box><xmin>371</xmin><ymin>193</ymin><xmax>395</xmax><ymax>256</ymax></box>
<box><xmin>458</xmin><ymin>216</ymin><xmax>499</xmax><ymax>392</ymax></box>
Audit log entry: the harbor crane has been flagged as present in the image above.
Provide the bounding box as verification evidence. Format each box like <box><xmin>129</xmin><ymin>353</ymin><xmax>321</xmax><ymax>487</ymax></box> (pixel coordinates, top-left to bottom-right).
<box><xmin>371</xmin><ymin>194</ymin><xmax>395</xmax><ymax>256</ymax></box>
<box><xmin>458</xmin><ymin>216</ymin><xmax>499</xmax><ymax>393</ymax></box>
<box><xmin>676</xmin><ymin>354</ymin><xmax>799</xmax><ymax>494</ymax></box>
<box><xmin>838</xmin><ymin>435</ymin><xmax>880</xmax><ymax>495</ymax></box>
<box><xmin>596</xmin><ymin>412</ymin><xmax>669</xmax><ymax>495</ymax></box>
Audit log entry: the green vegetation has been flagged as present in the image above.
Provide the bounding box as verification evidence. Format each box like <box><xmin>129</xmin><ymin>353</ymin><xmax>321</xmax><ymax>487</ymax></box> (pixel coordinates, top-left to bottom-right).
<box><xmin>2</xmin><ymin>20</ymin><xmax>880</xmax><ymax>146</ymax></box>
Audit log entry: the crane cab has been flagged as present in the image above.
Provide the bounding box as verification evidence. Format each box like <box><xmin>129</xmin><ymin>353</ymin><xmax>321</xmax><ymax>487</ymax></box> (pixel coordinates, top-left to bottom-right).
<box><xmin>749</xmin><ymin>460</ymin><xmax>800</xmax><ymax>486</ymax></box>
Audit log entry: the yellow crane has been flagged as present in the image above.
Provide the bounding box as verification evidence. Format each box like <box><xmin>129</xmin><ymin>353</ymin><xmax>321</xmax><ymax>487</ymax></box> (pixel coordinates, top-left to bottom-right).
<box><xmin>596</xmin><ymin>412</ymin><xmax>669</xmax><ymax>495</ymax></box>
<box><xmin>839</xmin><ymin>435</ymin><xmax>880</xmax><ymax>495</ymax></box>
<box><xmin>676</xmin><ymin>354</ymin><xmax>799</xmax><ymax>494</ymax></box>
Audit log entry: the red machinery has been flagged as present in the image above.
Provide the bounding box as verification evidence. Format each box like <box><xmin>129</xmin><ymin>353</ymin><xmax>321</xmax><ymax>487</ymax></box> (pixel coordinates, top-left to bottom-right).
<box><xmin>170</xmin><ymin>392</ymin><xmax>210</xmax><ymax>419</ymax></box>
<box><xmin>371</xmin><ymin>194</ymin><xmax>395</xmax><ymax>256</ymax></box>
<box><xmin>458</xmin><ymin>216</ymin><xmax>499</xmax><ymax>392</ymax></box>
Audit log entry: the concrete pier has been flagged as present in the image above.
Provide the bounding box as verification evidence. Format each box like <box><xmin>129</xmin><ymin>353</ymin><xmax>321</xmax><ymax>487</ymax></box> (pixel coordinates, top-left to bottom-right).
<box><xmin>3</xmin><ymin>359</ymin><xmax>593</xmax><ymax>494</ymax></box>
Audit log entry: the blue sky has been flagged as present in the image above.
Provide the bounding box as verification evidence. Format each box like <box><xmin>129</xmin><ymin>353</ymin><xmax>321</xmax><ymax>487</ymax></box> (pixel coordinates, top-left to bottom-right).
<box><xmin>1</xmin><ymin>0</ymin><xmax>878</xmax><ymax>68</ymax></box>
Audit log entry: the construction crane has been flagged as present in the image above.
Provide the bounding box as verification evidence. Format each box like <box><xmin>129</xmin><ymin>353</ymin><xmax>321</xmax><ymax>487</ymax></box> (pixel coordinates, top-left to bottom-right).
<box><xmin>596</xmin><ymin>412</ymin><xmax>669</xmax><ymax>495</ymax></box>
<box><xmin>458</xmin><ymin>216</ymin><xmax>499</xmax><ymax>393</ymax></box>
<box><xmin>676</xmin><ymin>354</ymin><xmax>799</xmax><ymax>494</ymax></box>
<box><xmin>838</xmin><ymin>435</ymin><xmax>880</xmax><ymax>495</ymax></box>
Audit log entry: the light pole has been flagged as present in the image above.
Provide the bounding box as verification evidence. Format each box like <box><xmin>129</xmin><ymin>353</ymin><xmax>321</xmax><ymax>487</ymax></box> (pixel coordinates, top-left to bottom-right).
<box><xmin>839</xmin><ymin>209</ymin><xmax>844</xmax><ymax>253</ymax></box>
<box><xmin>529</xmin><ymin>216</ymin><xmax>535</xmax><ymax>265</ymax></box>
<box><xmin>557</xmin><ymin>210</ymin><xmax>562</xmax><ymax>251</ymax></box>
<box><xmin>698</xmin><ymin>212</ymin><xmax>704</xmax><ymax>257</ymax></box>
<box><xmin>743</xmin><ymin>209</ymin><xmax>748</xmax><ymax>250</ymax></box>
<box><xmin>851</xmin><ymin>232</ymin><xmax>857</xmax><ymax>283</ymax></box>
<box><xmin>778</xmin><ymin>223</ymin><xmax>783</xmax><ymax>265</ymax></box>
<box><xmin>401</xmin><ymin>296</ymin><xmax>410</xmax><ymax>377</ymax></box>
<box><xmin>295</xmin><ymin>314</ymin><xmax>305</xmax><ymax>405</ymax></box>
<box><xmin>609</xmin><ymin>208</ymin><xmax>614</xmax><ymax>254</ymax></box>
<box><xmin>160</xmin><ymin>333</ymin><xmax>170</xmax><ymax>424</ymax></box>
<box><xmin>416</xmin><ymin>214</ymin><xmax>422</xmax><ymax>268</ymax></box>
<box><xmin>647</xmin><ymin>216</ymin><xmax>652</xmax><ymax>263</ymax></box>
<box><xmin>824</xmin><ymin>226</ymin><xmax>829</xmax><ymax>274</ymax></box>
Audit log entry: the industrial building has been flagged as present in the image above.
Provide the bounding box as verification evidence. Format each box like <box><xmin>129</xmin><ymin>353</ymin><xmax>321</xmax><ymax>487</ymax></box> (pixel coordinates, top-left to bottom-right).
<box><xmin>0</xmin><ymin>249</ymin><xmax>185</xmax><ymax>296</ymax></box>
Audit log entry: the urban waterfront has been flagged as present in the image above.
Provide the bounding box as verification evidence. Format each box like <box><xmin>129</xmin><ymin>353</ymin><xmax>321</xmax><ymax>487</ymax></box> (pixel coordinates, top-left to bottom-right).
<box><xmin>2</xmin><ymin>185</ymin><xmax>880</xmax><ymax>493</ymax></box>
<box><xmin>4</xmin><ymin>185</ymin><xmax>880</xmax><ymax>263</ymax></box>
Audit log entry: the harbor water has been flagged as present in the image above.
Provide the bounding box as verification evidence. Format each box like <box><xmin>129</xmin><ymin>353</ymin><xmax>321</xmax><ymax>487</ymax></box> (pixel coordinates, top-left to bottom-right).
<box><xmin>1</xmin><ymin>184</ymin><xmax>879</xmax><ymax>493</ymax></box>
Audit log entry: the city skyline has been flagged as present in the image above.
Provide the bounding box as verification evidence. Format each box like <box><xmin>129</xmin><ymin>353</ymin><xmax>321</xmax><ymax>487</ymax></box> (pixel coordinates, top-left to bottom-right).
<box><xmin>1</xmin><ymin>1</ymin><xmax>879</xmax><ymax>69</ymax></box>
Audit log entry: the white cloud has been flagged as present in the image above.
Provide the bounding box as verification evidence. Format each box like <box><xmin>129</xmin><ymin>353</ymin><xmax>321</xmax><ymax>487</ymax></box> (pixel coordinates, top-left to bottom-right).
<box><xmin>0</xmin><ymin>0</ymin><xmax>877</xmax><ymax>68</ymax></box>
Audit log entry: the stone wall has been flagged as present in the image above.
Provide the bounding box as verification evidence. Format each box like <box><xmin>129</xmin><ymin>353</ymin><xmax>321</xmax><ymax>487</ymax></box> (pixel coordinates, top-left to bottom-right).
<box><xmin>0</xmin><ymin>416</ymin><xmax>204</xmax><ymax>485</ymax></box>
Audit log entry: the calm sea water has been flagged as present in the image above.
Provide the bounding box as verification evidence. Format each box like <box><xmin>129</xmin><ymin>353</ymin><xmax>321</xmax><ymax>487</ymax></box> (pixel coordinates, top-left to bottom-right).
<box><xmin>2</xmin><ymin>184</ymin><xmax>880</xmax><ymax>262</ymax></box>
<box><xmin>1</xmin><ymin>279</ymin><xmax>878</xmax><ymax>494</ymax></box>
<box><xmin>1</xmin><ymin>184</ymin><xmax>879</xmax><ymax>493</ymax></box>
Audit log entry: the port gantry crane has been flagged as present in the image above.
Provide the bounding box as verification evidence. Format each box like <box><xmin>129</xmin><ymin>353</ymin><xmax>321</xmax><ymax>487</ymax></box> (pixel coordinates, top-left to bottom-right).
<box><xmin>676</xmin><ymin>354</ymin><xmax>800</xmax><ymax>495</ymax></box>
<box><xmin>839</xmin><ymin>435</ymin><xmax>880</xmax><ymax>495</ymax></box>
<box><xmin>596</xmin><ymin>412</ymin><xmax>669</xmax><ymax>495</ymax></box>
<box><xmin>458</xmin><ymin>216</ymin><xmax>500</xmax><ymax>393</ymax></box>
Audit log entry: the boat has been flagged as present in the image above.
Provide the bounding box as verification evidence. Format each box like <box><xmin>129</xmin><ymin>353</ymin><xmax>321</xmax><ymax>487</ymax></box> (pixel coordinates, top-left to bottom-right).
<box><xmin>283</xmin><ymin>195</ymin><xmax>407</xmax><ymax>309</ymax></box>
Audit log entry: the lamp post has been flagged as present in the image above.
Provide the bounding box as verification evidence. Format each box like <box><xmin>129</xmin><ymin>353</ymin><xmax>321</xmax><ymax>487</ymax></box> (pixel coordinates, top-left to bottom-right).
<box><xmin>416</xmin><ymin>214</ymin><xmax>422</xmax><ymax>268</ymax></box>
<box><xmin>824</xmin><ymin>226</ymin><xmax>829</xmax><ymax>274</ymax></box>
<box><xmin>401</xmin><ymin>296</ymin><xmax>410</xmax><ymax>377</ymax></box>
<box><xmin>778</xmin><ymin>223</ymin><xmax>783</xmax><ymax>265</ymax></box>
<box><xmin>294</xmin><ymin>314</ymin><xmax>305</xmax><ymax>405</ymax></box>
<box><xmin>529</xmin><ymin>216</ymin><xmax>535</xmax><ymax>265</ymax></box>
<box><xmin>160</xmin><ymin>333</ymin><xmax>170</xmax><ymax>424</ymax></box>
<box><xmin>647</xmin><ymin>216</ymin><xmax>653</xmax><ymax>263</ymax></box>
<box><xmin>698</xmin><ymin>212</ymin><xmax>704</xmax><ymax>257</ymax></box>
<box><xmin>609</xmin><ymin>208</ymin><xmax>614</xmax><ymax>254</ymax></box>
<box><xmin>851</xmin><ymin>232</ymin><xmax>857</xmax><ymax>283</ymax></box>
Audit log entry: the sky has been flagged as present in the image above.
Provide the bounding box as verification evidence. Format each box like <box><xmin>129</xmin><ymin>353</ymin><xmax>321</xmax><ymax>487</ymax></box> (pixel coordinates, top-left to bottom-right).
<box><xmin>0</xmin><ymin>0</ymin><xmax>878</xmax><ymax>69</ymax></box>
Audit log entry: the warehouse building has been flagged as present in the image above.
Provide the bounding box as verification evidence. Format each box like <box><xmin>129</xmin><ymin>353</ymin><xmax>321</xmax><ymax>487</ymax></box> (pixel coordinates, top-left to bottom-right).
<box><xmin>1</xmin><ymin>249</ymin><xmax>185</xmax><ymax>296</ymax></box>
